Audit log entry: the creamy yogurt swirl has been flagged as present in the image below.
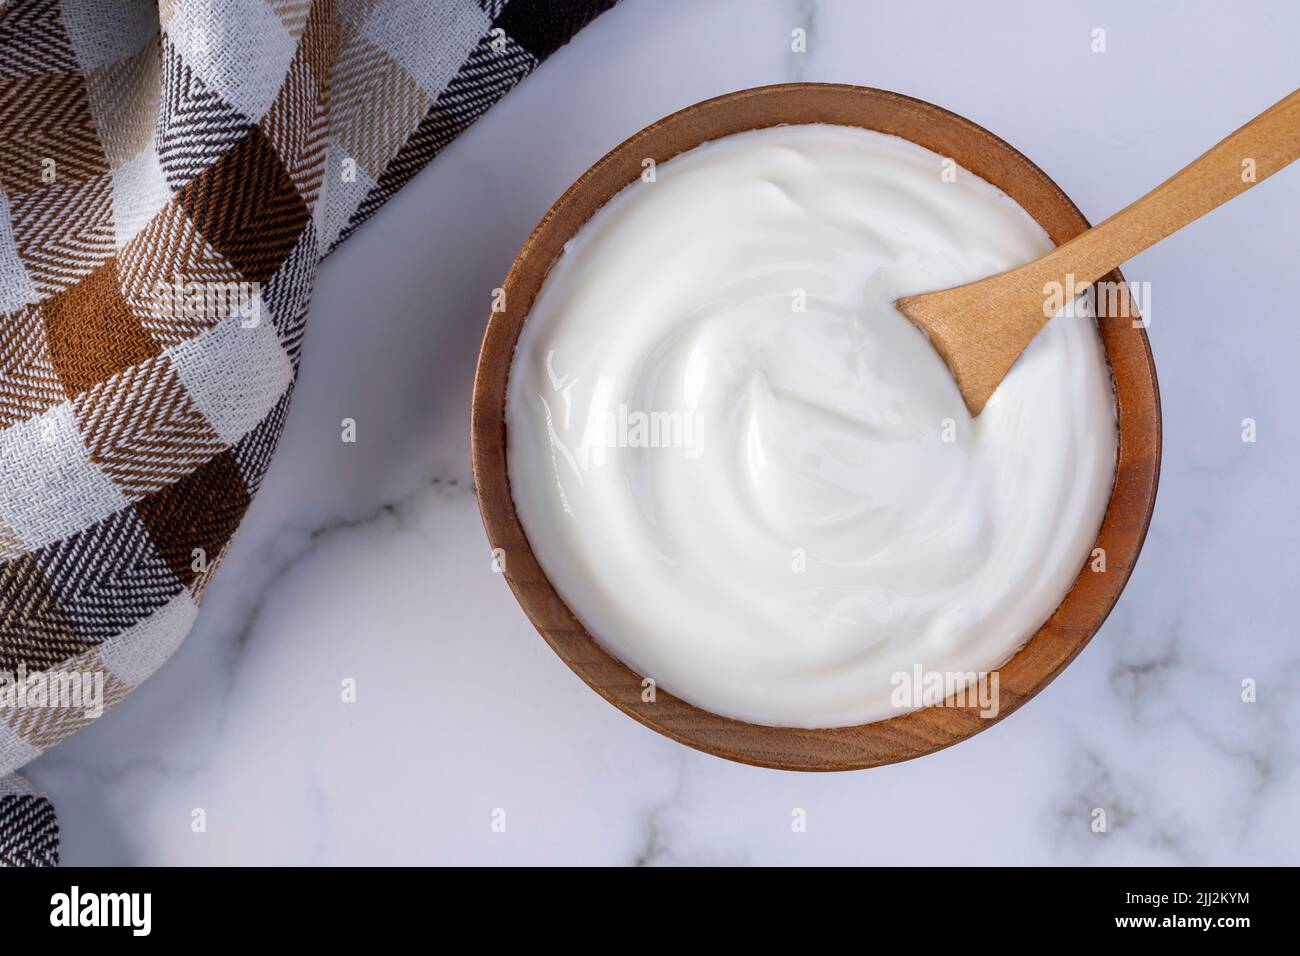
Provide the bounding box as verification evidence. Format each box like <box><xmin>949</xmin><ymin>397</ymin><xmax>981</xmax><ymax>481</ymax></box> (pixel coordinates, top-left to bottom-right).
<box><xmin>506</xmin><ymin>124</ymin><xmax>1117</xmax><ymax>728</ymax></box>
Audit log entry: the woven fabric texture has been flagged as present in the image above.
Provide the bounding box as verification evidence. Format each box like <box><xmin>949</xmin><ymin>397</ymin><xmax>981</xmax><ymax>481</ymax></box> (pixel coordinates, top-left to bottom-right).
<box><xmin>0</xmin><ymin>773</ymin><xmax>58</xmax><ymax>865</ymax></box>
<box><xmin>0</xmin><ymin>0</ymin><xmax>615</xmax><ymax>866</ymax></box>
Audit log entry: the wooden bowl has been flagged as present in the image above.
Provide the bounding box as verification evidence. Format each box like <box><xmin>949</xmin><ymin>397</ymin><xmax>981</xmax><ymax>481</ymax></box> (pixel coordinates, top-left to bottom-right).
<box><xmin>471</xmin><ymin>84</ymin><xmax>1161</xmax><ymax>771</ymax></box>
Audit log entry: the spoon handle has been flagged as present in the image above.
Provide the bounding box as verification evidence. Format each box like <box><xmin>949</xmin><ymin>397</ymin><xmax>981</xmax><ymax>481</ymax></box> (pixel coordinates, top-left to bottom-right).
<box><xmin>896</xmin><ymin>87</ymin><xmax>1300</xmax><ymax>417</ymax></box>
<box><xmin>1018</xmin><ymin>86</ymin><xmax>1300</xmax><ymax>293</ymax></box>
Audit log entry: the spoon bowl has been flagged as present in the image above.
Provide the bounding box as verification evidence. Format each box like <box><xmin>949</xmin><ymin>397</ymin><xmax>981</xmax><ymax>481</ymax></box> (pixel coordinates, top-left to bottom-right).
<box><xmin>471</xmin><ymin>84</ymin><xmax>1161</xmax><ymax>771</ymax></box>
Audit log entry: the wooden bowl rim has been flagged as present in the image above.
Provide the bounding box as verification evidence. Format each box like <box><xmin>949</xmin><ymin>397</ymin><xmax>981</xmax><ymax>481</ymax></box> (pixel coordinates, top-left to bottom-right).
<box><xmin>471</xmin><ymin>83</ymin><xmax>1162</xmax><ymax>771</ymax></box>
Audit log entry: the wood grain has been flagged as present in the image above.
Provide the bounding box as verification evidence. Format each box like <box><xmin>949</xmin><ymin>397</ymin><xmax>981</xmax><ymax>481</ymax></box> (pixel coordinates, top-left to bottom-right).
<box><xmin>470</xmin><ymin>84</ymin><xmax>1163</xmax><ymax>771</ymax></box>
<box><xmin>898</xmin><ymin>87</ymin><xmax>1299</xmax><ymax>416</ymax></box>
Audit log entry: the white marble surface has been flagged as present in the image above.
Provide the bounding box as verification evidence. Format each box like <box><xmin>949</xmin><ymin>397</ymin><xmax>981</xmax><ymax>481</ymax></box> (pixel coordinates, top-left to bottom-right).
<box><xmin>25</xmin><ymin>0</ymin><xmax>1300</xmax><ymax>865</ymax></box>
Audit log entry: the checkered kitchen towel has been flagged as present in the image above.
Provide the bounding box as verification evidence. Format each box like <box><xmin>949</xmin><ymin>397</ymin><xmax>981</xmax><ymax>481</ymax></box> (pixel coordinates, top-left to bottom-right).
<box><xmin>0</xmin><ymin>0</ymin><xmax>616</xmax><ymax>866</ymax></box>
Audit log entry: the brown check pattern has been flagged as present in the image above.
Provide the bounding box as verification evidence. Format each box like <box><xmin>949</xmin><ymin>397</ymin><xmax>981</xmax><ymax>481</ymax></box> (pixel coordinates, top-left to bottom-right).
<box><xmin>0</xmin><ymin>0</ymin><xmax>616</xmax><ymax>865</ymax></box>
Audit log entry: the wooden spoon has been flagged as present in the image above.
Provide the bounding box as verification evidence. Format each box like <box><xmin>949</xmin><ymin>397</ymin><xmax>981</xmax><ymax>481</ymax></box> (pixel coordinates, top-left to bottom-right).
<box><xmin>896</xmin><ymin>87</ymin><xmax>1300</xmax><ymax>417</ymax></box>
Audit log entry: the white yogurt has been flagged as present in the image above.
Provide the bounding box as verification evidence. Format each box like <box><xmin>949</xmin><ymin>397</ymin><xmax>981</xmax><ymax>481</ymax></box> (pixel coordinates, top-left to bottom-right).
<box><xmin>505</xmin><ymin>124</ymin><xmax>1117</xmax><ymax>728</ymax></box>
